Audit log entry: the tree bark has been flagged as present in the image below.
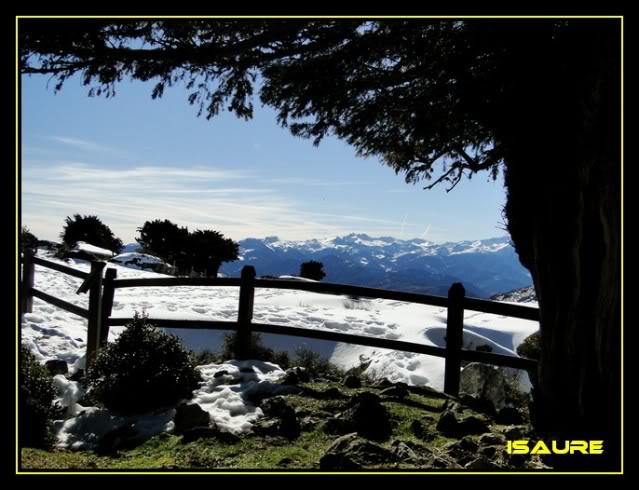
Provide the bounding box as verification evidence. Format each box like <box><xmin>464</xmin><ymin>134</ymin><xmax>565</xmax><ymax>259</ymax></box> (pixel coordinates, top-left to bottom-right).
<box><xmin>501</xmin><ymin>23</ymin><xmax>621</xmax><ymax>470</ymax></box>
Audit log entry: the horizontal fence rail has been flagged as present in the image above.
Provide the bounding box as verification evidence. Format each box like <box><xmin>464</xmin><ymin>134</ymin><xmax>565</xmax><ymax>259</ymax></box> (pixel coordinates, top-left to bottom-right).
<box><xmin>32</xmin><ymin>256</ymin><xmax>90</xmax><ymax>280</ymax></box>
<box><xmin>112</xmin><ymin>277</ymin><xmax>242</xmax><ymax>289</ymax></box>
<box><xmin>21</xmin><ymin>250</ymin><xmax>540</xmax><ymax>396</ymax></box>
<box><xmin>31</xmin><ymin>288</ymin><xmax>89</xmax><ymax>319</ymax></box>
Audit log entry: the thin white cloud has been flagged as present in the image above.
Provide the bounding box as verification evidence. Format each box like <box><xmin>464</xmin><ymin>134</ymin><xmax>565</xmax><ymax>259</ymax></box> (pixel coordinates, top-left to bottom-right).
<box><xmin>21</xmin><ymin>162</ymin><xmax>397</xmax><ymax>243</ymax></box>
<box><xmin>49</xmin><ymin>136</ymin><xmax>113</xmax><ymax>153</ymax></box>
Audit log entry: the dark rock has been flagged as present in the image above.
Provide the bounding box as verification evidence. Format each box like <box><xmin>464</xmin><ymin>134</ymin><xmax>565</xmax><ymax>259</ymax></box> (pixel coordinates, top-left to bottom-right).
<box><xmin>457</xmin><ymin>415</ymin><xmax>490</xmax><ymax>436</ymax></box>
<box><xmin>349</xmin><ymin>391</ymin><xmax>382</xmax><ymax>407</ymax></box>
<box><xmin>319</xmin><ymin>453</ymin><xmax>362</xmax><ymax>470</ymax></box>
<box><xmin>181</xmin><ymin>426</ymin><xmax>240</xmax><ymax>444</ymax></box>
<box><xmin>96</xmin><ymin>425</ymin><xmax>138</xmax><ymax>453</ymax></box>
<box><xmin>380</xmin><ymin>383</ymin><xmax>409</xmax><ymax>398</ymax></box>
<box><xmin>442</xmin><ymin>399</ymin><xmax>463</xmax><ymax>414</ymax></box>
<box><xmin>465</xmin><ymin>456</ymin><xmax>501</xmax><ymax>470</ymax></box>
<box><xmin>213</xmin><ymin>370</ymin><xmax>229</xmax><ymax>378</ymax></box>
<box><xmin>459</xmin><ymin>393</ymin><xmax>497</xmax><ymax>417</ymax></box>
<box><xmin>320</xmin><ymin>433</ymin><xmax>394</xmax><ymax>469</ymax></box>
<box><xmin>428</xmin><ymin>455</ymin><xmax>463</xmax><ymax>469</ymax></box>
<box><xmin>45</xmin><ymin>359</ymin><xmax>68</xmax><ymax>376</ymax></box>
<box><xmin>459</xmin><ymin>363</ymin><xmax>506</xmax><ymax>412</ymax></box>
<box><xmin>344</xmin><ymin>391</ymin><xmax>392</xmax><ymax>441</ymax></box>
<box><xmin>444</xmin><ymin>436</ymin><xmax>479</xmax><ymax>463</ymax></box>
<box><xmin>323</xmin><ymin>416</ymin><xmax>355</xmax><ymax>436</ymax></box>
<box><xmin>257</xmin><ymin>396</ymin><xmax>300</xmax><ymax>439</ymax></box>
<box><xmin>342</xmin><ymin>375</ymin><xmax>362</xmax><ymax>388</ymax></box>
<box><xmin>322</xmin><ymin>387</ymin><xmax>347</xmax><ymax>399</ymax></box>
<box><xmin>410</xmin><ymin>420</ymin><xmax>434</xmax><ymax>441</ymax></box>
<box><xmin>280</xmin><ymin>367</ymin><xmax>310</xmax><ymax>386</ymax></box>
<box><xmin>458</xmin><ymin>436</ymin><xmax>479</xmax><ymax>452</ymax></box>
<box><xmin>496</xmin><ymin>406</ymin><xmax>524</xmax><ymax>425</ymax></box>
<box><xmin>437</xmin><ymin>411</ymin><xmax>490</xmax><ymax>437</ymax></box>
<box><xmin>373</xmin><ymin>378</ymin><xmax>393</xmax><ymax>388</ymax></box>
<box><xmin>277</xmin><ymin>457</ymin><xmax>293</xmax><ymax>466</ymax></box>
<box><xmin>503</xmin><ymin>425</ymin><xmax>529</xmax><ymax>440</ymax></box>
<box><xmin>300</xmin><ymin>416</ymin><xmax>320</xmax><ymax>431</ymax></box>
<box><xmin>69</xmin><ymin>368</ymin><xmax>84</xmax><ymax>381</ymax></box>
<box><xmin>479</xmin><ymin>446</ymin><xmax>497</xmax><ymax>458</ymax></box>
<box><xmin>436</xmin><ymin>410</ymin><xmax>459</xmax><ymax>435</ymax></box>
<box><xmin>479</xmin><ymin>432</ymin><xmax>507</xmax><ymax>446</ymax></box>
<box><xmin>173</xmin><ymin>402</ymin><xmax>211</xmax><ymax>434</ymax></box>
<box><xmin>390</xmin><ymin>440</ymin><xmax>420</xmax><ymax>464</ymax></box>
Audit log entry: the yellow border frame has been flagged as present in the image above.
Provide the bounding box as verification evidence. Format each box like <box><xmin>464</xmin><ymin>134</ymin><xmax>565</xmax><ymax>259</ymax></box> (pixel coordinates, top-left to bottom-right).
<box><xmin>15</xmin><ymin>14</ymin><xmax>624</xmax><ymax>476</ymax></box>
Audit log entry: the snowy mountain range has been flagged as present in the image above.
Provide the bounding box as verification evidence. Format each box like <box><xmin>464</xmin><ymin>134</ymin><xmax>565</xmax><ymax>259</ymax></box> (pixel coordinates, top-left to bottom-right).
<box><xmin>219</xmin><ymin>234</ymin><xmax>532</xmax><ymax>298</ymax></box>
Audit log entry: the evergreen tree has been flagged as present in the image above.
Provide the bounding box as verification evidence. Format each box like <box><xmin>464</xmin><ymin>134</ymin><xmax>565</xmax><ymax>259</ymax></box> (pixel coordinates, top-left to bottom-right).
<box><xmin>60</xmin><ymin>214</ymin><xmax>123</xmax><ymax>253</ymax></box>
<box><xmin>299</xmin><ymin>260</ymin><xmax>326</xmax><ymax>281</ymax></box>
<box><xmin>187</xmin><ymin>229</ymin><xmax>239</xmax><ymax>277</ymax></box>
<box><xmin>136</xmin><ymin>219</ymin><xmax>190</xmax><ymax>269</ymax></box>
<box><xmin>20</xmin><ymin>226</ymin><xmax>38</xmax><ymax>255</ymax></box>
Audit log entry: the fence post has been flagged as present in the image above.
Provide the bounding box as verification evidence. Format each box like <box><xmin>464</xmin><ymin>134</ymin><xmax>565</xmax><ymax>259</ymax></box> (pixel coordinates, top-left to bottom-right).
<box><xmin>85</xmin><ymin>261</ymin><xmax>106</xmax><ymax>368</ymax></box>
<box><xmin>97</xmin><ymin>268</ymin><xmax>118</xmax><ymax>349</ymax></box>
<box><xmin>236</xmin><ymin>266</ymin><xmax>256</xmax><ymax>360</ymax></box>
<box><xmin>444</xmin><ymin>282</ymin><xmax>465</xmax><ymax>396</ymax></box>
<box><xmin>21</xmin><ymin>248</ymin><xmax>36</xmax><ymax>314</ymax></box>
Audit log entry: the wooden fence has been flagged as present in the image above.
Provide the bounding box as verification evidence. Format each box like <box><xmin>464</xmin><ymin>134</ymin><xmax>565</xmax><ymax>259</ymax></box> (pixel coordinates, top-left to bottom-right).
<box><xmin>19</xmin><ymin>249</ymin><xmax>539</xmax><ymax>396</ymax></box>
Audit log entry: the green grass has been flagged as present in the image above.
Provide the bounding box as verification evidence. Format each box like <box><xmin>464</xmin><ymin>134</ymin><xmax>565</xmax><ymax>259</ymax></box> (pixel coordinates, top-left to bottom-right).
<box><xmin>20</xmin><ymin>380</ymin><xmax>480</xmax><ymax>471</ymax></box>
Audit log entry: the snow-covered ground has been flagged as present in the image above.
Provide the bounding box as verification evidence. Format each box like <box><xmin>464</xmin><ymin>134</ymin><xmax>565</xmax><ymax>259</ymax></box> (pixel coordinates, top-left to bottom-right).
<box><xmin>21</xmin><ymin>249</ymin><xmax>539</xmax><ymax>448</ymax></box>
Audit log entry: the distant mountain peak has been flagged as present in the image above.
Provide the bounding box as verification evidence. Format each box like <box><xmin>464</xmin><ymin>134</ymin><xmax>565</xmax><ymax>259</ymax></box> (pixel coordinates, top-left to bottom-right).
<box><xmin>222</xmin><ymin>233</ymin><xmax>532</xmax><ymax>299</ymax></box>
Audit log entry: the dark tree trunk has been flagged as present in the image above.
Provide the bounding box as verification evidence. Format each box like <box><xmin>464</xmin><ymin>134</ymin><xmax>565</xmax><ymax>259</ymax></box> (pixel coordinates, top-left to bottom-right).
<box><xmin>205</xmin><ymin>260</ymin><xmax>221</xmax><ymax>278</ymax></box>
<box><xmin>500</xmin><ymin>22</ymin><xmax>621</xmax><ymax>470</ymax></box>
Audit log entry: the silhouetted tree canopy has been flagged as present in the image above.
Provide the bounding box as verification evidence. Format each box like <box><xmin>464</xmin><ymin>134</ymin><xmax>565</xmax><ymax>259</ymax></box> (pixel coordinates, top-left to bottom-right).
<box><xmin>187</xmin><ymin>229</ymin><xmax>239</xmax><ymax>277</ymax></box>
<box><xmin>136</xmin><ymin>219</ymin><xmax>238</xmax><ymax>276</ymax></box>
<box><xmin>20</xmin><ymin>19</ymin><xmax>621</xmax><ymax>470</ymax></box>
<box><xmin>60</xmin><ymin>214</ymin><xmax>123</xmax><ymax>253</ymax></box>
<box><xmin>21</xmin><ymin>227</ymin><xmax>38</xmax><ymax>255</ymax></box>
<box><xmin>137</xmin><ymin>219</ymin><xmax>190</xmax><ymax>266</ymax></box>
<box><xmin>299</xmin><ymin>260</ymin><xmax>326</xmax><ymax>281</ymax></box>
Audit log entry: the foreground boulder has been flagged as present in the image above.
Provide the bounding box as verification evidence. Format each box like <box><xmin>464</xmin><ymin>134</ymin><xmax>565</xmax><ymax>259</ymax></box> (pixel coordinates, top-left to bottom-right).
<box><xmin>173</xmin><ymin>402</ymin><xmax>211</xmax><ymax>434</ymax></box>
<box><xmin>323</xmin><ymin>391</ymin><xmax>393</xmax><ymax>441</ymax></box>
<box><xmin>459</xmin><ymin>363</ymin><xmax>507</xmax><ymax>412</ymax></box>
<box><xmin>254</xmin><ymin>396</ymin><xmax>301</xmax><ymax>439</ymax></box>
<box><xmin>319</xmin><ymin>433</ymin><xmax>394</xmax><ymax>470</ymax></box>
<box><xmin>280</xmin><ymin>367</ymin><xmax>311</xmax><ymax>386</ymax></box>
<box><xmin>436</xmin><ymin>410</ymin><xmax>490</xmax><ymax>437</ymax></box>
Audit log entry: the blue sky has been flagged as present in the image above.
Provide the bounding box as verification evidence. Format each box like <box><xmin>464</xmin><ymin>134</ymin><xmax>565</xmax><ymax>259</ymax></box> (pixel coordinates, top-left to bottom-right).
<box><xmin>21</xmin><ymin>73</ymin><xmax>508</xmax><ymax>244</ymax></box>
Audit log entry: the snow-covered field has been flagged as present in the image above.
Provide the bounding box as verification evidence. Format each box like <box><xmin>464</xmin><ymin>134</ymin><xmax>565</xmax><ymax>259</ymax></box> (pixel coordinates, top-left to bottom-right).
<box><xmin>21</xmin><ymin>249</ymin><xmax>539</xmax><ymax>448</ymax></box>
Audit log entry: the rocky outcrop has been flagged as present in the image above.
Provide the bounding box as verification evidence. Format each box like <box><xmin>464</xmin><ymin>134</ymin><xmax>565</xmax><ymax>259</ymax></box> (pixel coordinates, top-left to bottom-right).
<box><xmin>459</xmin><ymin>363</ymin><xmax>507</xmax><ymax>412</ymax></box>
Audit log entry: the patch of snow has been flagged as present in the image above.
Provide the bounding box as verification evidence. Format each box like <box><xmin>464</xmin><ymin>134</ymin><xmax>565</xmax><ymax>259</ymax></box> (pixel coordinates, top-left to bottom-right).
<box><xmin>73</xmin><ymin>242</ymin><xmax>115</xmax><ymax>257</ymax></box>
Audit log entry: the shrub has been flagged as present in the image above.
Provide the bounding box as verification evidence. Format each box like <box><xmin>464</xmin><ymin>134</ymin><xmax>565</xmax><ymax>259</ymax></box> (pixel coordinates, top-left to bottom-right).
<box><xmin>221</xmin><ymin>332</ymin><xmax>291</xmax><ymax>369</ymax></box>
<box><xmin>60</xmin><ymin>214</ymin><xmax>123</xmax><ymax>253</ymax></box>
<box><xmin>19</xmin><ymin>346</ymin><xmax>56</xmax><ymax>448</ymax></box>
<box><xmin>516</xmin><ymin>331</ymin><xmax>541</xmax><ymax>360</ymax></box>
<box><xmin>190</xmin><ymin>349</ymin><xmax>223</xmax><ymax>366</ymax></box>
<box><xmin>86</xmin><ymin>313</ymin><xmax>201</xmax><ymax>414</ymax></box>
<box><xmin>20</xmin><ymin>227</ymin><xmax>38</xmax><ymax>255</ymax></box>
<box><xmin>299</xmin><ymin>260</ymin><xmax>326</xmax><ymax>281</ymax></box>
<box><xmin>292</xmin><ymin>346</ymin><xmax>343</xmax><ymax>379</ymax></box>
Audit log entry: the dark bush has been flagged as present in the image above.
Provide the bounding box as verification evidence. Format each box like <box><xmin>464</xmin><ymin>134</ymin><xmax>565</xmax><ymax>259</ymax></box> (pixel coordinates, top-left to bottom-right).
<box><xmin>190</xmin><ymin>349</ymin><xmax>223</xmax><ymax>366</ymax></box>
<box><xmin>516</xmin><ymin>332</ymin><xmax>541</xmax><ymax>360</ymax></box>
<box><xmin>86</xmin><ymin>313</ymin><xmax>201</xmax><ymax>414</ymax></box>
<box><xmin>221</xmin><ymin>332</ymin><xmax>290</xmax><ymax>369</ymax></box>
<box><xmin>293</xmin><ymin>346</ymin><xmax>343</xmax><ymax>379</ymax></box>
<box><xmin>299</xmin><ymin>260</ymin><xmax>326</xmax><ymax>281</ymax></box>
<box><xmin>20</xmin><ymin>227</ymin><xmax>38</xmax><ymax>255</ymax></box>
<box><xmin>19</xmin><ymin>346</ymin><xmax>56</xmax><ymax>448</ymax></box>
<box><xmin>60</xmin><ymin>214</ymin><xmax>123</xmax><ymax>253</ymax></box>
